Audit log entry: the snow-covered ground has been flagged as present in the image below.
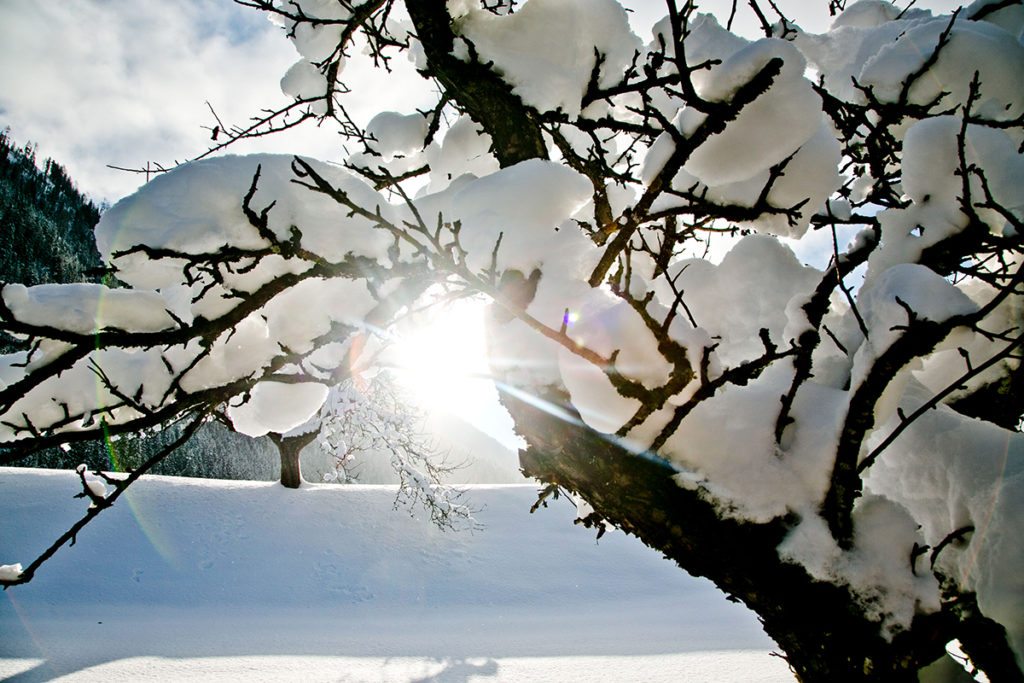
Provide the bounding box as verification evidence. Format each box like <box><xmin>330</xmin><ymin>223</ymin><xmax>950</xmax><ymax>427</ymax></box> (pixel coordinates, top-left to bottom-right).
<box><xmin>0</xmin><ymin>467</ymin><xmax>795</xmax><ymax>682</ymax></box>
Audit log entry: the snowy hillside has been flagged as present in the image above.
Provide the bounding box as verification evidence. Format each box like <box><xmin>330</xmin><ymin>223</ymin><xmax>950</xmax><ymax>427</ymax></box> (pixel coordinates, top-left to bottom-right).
<box><xmin>0</xmin><ymin>467</ymin><xmax>794</xmax><ymax>682</ymax></box>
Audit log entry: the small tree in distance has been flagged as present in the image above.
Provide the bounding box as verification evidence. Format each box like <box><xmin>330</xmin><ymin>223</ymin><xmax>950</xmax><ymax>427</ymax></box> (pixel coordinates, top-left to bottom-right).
<box><xmin>262</xmin><ymin>368</ymin><xmax>472</xmax><ymax>529</ymax></box>
<box><xmin>316</xmin><ymin>374</ymin><xmax>471</xmax><ymax>529</ymax></box>
<box><xmin>1</xmin><ymin>1</ymin><xmax>1023</xmax><ymax>680</ymax></box>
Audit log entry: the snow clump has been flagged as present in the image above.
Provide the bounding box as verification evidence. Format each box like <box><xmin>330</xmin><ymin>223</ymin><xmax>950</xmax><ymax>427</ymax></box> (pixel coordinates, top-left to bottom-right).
<box><xmin>454</xmin><ymin>0</ymin><xmax>641</xmax><ymax>117</ymax></box>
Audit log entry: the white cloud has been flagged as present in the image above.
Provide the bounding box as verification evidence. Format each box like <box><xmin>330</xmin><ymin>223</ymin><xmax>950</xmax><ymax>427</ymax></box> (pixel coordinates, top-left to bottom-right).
<box><xmin>0</xmin><ymin>0</ymin><xmax>428</xmax><ymax>203</ymax></box>
<box><xmin>1</xmin><ymin>1</ymin><xmax>286</xmax><ymax>201</ymax></box>
<box><xmin>0</xmin><ymin>0</ymin><xmax>968</xmax><ymax>204</ymax></box>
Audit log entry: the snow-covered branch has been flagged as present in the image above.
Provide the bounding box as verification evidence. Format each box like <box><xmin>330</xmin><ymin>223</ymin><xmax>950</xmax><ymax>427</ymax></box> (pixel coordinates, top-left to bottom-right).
<box><xmin>4</xmin><ymin>1</ymin><xmax>1024</xmax><ymax>679</ymax></box>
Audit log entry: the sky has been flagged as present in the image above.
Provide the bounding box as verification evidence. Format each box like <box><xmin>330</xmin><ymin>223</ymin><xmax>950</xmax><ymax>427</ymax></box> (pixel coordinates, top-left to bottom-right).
<box><xmin>0</xmin><ymin>0</ymin><xmax>966</xmax><ymax>205</ymax></box>
<box><xmin>0</xmin><ymin>0</ymin><xmax>967</xmax><ymax>441</ymax></box>
<box><xmin>1</xmin><ymin>0</ymin><xmax>357</xmax><ymax>203</ymax></box>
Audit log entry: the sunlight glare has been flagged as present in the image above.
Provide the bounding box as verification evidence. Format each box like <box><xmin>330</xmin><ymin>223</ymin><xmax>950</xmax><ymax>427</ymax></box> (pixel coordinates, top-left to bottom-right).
<box><xmin>389</xmin><ymin>299</ymin><xmax>519</xmax><ymax>449</ymax></box>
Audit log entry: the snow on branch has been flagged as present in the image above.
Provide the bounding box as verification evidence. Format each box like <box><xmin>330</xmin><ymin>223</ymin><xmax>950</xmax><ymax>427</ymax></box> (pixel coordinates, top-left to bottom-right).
<box><xmin>5</xmin><ymin>1</ymin><xmax>1024</xmax><ymax>679</ymax></box>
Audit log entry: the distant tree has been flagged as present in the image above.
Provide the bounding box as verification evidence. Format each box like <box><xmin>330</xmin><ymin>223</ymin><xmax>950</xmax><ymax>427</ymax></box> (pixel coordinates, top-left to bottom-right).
<box><xmin>314</xmin><ymin>373</ymin><xmax>470</xmax><ymax>529</ymax></box>
<box><xmin>1</xmin><ymin>2</ymin><xmax>1023</xmax><ymax>681</ymax></box>
<box><xmin>256</xmin><ymin>369</ymin><xmax>472</xmax><ymax>528</ymax></box>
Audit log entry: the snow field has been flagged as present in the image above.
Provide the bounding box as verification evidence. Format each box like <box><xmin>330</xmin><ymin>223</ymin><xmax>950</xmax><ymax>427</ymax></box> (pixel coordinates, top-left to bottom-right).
<box><xmin>0</xmin><ymin>467</ymin><xmax>793</xmax><ymax>682</ymax></box>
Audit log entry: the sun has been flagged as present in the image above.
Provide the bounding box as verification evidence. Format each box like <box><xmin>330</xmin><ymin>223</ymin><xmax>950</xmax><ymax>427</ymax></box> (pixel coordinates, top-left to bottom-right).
<box><xmin>385</xmin><ymin>297</ymin><xmax>522</xmax><ymax>452</ymax></box>
<box><xmin>389</xmin><ymin>299</ymin><xmax>493</xmax><ymax>409</ymax></box>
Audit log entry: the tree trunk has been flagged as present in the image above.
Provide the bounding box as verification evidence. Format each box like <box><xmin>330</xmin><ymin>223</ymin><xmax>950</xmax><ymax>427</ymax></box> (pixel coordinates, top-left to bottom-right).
<box><xmin>405</xmin><ymin>0</ymin><xmax>549</xmax><ymax>168</ymax></box>
<box><xmin>504</xmin><ymin>384</ymin><xmax>956</xmax><ymax>682</ymax></box>
<box><xmin>268</xmin><ymin>431</ymin><xmax>318</xmax><ymax>489</ymax></box>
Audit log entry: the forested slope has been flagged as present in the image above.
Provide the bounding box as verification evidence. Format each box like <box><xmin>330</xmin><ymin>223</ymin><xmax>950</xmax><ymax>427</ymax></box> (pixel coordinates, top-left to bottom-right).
<box><xmin>0</xmin><ymin>129</ymin><xmax>103</xmax><ymax>286</ymax></box>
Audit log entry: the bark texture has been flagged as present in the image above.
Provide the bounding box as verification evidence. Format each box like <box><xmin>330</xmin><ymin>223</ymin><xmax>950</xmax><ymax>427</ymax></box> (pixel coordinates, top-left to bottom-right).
<box><xmin>405</xmin><ymin>0</ymin><xmax>548</xmax><ymax>168</ymax></box>
<box><xmin>269</xmin><ymin>430</ymin><xmax>318</xmax><ymax>489</ymax></box>
<box><xmin>506</xmin><ymin>385</ymin><xmax>955</xmax><ymax>683</ymax></box>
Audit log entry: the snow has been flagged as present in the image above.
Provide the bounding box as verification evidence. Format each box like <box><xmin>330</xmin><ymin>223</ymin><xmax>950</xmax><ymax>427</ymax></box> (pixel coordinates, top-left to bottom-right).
<box><xmin>650</xmin><ymin>14</ymin><xmax>748</xmax><ymax>90</ymax></box>
<box><xmin>915</xmin><ymin>277</ymin><xmax>1022</xmax><ymax>400</ymax></box>
<box><xmin>3</xmin><ymin>0</ymin><xmax>1023</xmax><ymax>675</ymax></box>
<box><xmin>449</xmin><ymin>159</ymin><xmax>593</xmax><ymax>273</ymax></box>
<box><xmin>263</xmin><ymin>277</ymin><xmax>377</xmax><ymax>354</ymax></box>
<box><xmin>832</xmin><ymin>0</ymin><xmax>909</xmax><ymax>29</ymax></box>
<box><xmin>867</xmin><ymin>116</ymin><xmax>1024</xmax><ymax>275</ymax></box>
<box><xmin>277</xmin><ymin>0</ymin><xmax>351</xmax><ymax>64</ymax></box>
<box><xmin>422</xmin><ymin>115</ymin><xmax>498</xmax><ymax>194</ymax></box>
<box><xmin>859</xmin><ymin>16</ymin><xmax>1024</xmax><ymax>122</ymax></box>
<box><xmin>0</xmin><ymin>653</ymin><xmax>792</xmax><ymax>683</ymax></box>
<box><xmin>365</xmin><ymin>111</ymin><xmax>429</xmax><ymax>158</ymax></box>
<box><xmin>679</xmin><ymin>39</ymin><xmax>824</xmax><ymax>188</ymax></box>
<box><xmin>665</xmin><ymin>363</ymin><xmax>842</xmax><ymax>524</ymax></box>
<box><xmin>645</xmin><ymin>120</ymin><xmax>841</xmax><ymax>239</ymax></box>
<box><xmin>557</xmin><ymin>292</ymin><xmax>684</xmax><ymax>435</ymax></box>
<box><xmin>96</xmin><ymin>154</ymin><xmax>395</xmax><ymax>294</ymax></box>
<box><xmin>0</xmin><ymin>347</ymin><xmax>175</xmax><ymax>441</ymax></box>
<box><xmin>227</xmin><ymin>381</ymin><xmax>329</xmax><ymax>438</ymax></box>
<box><xmin>640</xmin><ymin>26</ymin><xmax>840</xmax><ymax>237</ymax></box>
<box><xmin>280</xmin><ymin>58</ymin><xmax>333</xmax><ymax>103</ymax></box>
<box><xmin>652</xmin><ymin>235</ymin><xmax>821</xmax><ymax>369</ymax></box>
<box><xmin>76</xmin><ymin>464</ymin><xmax>109</xmax><ymax>501</ymax></box>
<box><xmin>778</xmin><ymin>498</ymin><xmax>941</xmax><ymax>639</ymax></box>
<box><xmin>2</xmin><ymin>283</ymin><xmax>177</xmax><ymax>335</ymax></box>
<box><xmin>968</xmin><ymin>0</ymin><xmax>1024</xmax><ymax>38</ymax></box>
<box><xmin>455</xmin><ymin>0</ymin><xmax>641</xmax><ymax>117</ymax></box>
<box><xmin>749</xmin><ymin>123</ymin><xmax>842</xmax><ymax>238</ymax></box>
<box><xmin>0</xmin><ymin>467</ymin><xmax>793</xmax><ymax>682</ymax></box>
<box><xmin>862</xmin><ymin>384</ymin><xmax>1024</xmax><ymax>662</ymax></box>
<box><xmin>0</xmin><ymin>155</ymin><xmax>407</xmax><ymax>442</ymax></box>
<box><xmin>850</xmin><ymin>264</ymin><xmax>979</xmax><ymax>394</ymax></box>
